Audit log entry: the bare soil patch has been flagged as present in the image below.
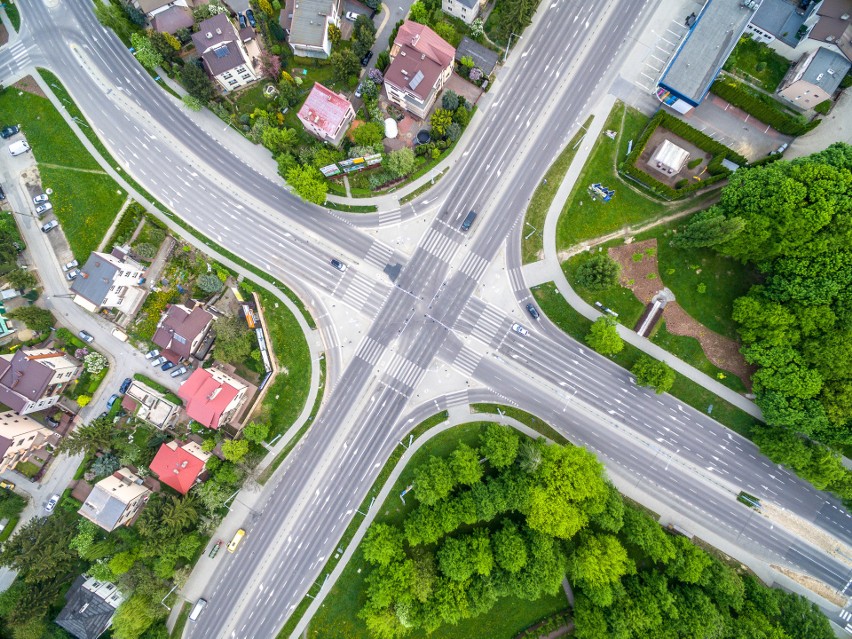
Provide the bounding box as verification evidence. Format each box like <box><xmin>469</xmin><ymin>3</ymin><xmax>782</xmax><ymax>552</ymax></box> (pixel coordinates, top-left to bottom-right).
<box><xmin>761</xmin><ymin>502</ymin><xmax>852</xmax><ymax>568</ymax></box>
<box><xmin>608</xmin><ymin>238</ymin><xmax>753</xmax><ymax>387</ymax></box>
<box><xmin>772</xmin><ymin>564</ymin><xmax>848</xmax><ymax>607</ymax></box>
<box><xmin>13</xmin><ymin>75</ymin><xmax>47</xmax><ymax>99</ymax></box>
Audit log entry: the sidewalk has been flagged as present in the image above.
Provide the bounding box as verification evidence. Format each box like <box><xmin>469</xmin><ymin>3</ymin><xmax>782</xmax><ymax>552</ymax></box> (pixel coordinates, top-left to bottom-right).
<box><xmin>532</xmin><ymin>92</ymin><xmax>762</xmax><ymax>420</ymax></box>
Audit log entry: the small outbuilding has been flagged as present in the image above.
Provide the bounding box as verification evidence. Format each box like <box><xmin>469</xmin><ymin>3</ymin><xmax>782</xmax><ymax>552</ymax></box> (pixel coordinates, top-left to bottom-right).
<box><xmin>649</xmin><ymin>139</ymin><xmax>690</xmax><ymax>176</ymax></box>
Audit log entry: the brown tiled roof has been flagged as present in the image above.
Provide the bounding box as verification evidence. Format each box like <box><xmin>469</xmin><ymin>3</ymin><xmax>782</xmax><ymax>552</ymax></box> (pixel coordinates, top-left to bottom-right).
<box><xmin>192</xmin><ymin>14</ymin><xmax>247</xmax><ymax>76</ymax></box>
<box><xmin>151</xmin><ymin>6</ymin><xmax>194</xmax><ymax>34</ymax></box>
<box><xmin>0</xmin><ymin>350</ymin><xmax>56</xmax><ymax>412</ymax></box>
<box><xmin>385</xmin><ymin>21</ymin><xmax>455</xmax><ymax>100</ymax></box>
<box><xmin>152</xmin><ymin>305</ymin><xmax>213</xmax><ymax>361</ymax></box>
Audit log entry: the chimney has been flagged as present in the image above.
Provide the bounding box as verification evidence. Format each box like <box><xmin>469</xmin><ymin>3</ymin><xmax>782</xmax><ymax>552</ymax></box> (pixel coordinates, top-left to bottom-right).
<box><xmin>206</xmin><ymin>32</ymin><xmax>213</xmax><ymax>39</ymax></box>
<box><xmin>215</xmin><ymin>28</ymin><xmax>222</xmax><ymax>35</ymax></box>
<box><xmin>25</xmin><ymin>352</ymin><xmax>63</xmax><ymax>361</ymax></box>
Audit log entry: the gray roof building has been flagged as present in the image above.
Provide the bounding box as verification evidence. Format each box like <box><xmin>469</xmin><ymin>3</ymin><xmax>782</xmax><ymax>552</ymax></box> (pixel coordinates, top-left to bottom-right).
<box><xmin>749</xmin><ymin>0</ymin><xmax>820</xmax><ymax>47</ymax></box>
<box><xmin>0</xmin><ymin>349</ymin><xmax>79</xmax><ymax>415</ymax></box>
<box><xmin>55</xmin><ymin>576</ymin><xmax>124</xmax><ymax>639</ymax></box>
<box><xmin>658</xmin><ymin>0</ymin><xmax>760</xmax><ymax>107</ymax></box>
<box><xmin>778</xmin><ymin>45</ymin><xmax>851</xmax><ymax>105</ymax></box>
<box><xmin>70</xmin><ymin>255</ymin><xmax>119</xmax><ymax>307</ymax></box>
<box><xmin>78</xmin><ymin>467</ymin><xmax>151</xmax><ymax>532</ymax></box>
<box><xmin>192</xmin><ymin>13</ymin><xmax>250</xmax><ymax>76</ymax></box>
<box><xmin>455</xmin><ymin>36</ymin><xmax>499</xmax><ymax>76</ymax></box>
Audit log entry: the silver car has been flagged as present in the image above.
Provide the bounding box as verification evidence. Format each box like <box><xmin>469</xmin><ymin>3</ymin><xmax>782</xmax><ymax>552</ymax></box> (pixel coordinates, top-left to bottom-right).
<box><xmin>33</xmin><ymin>193</ymin><xmax>49</xmax><ymax>204</ymax></box>
<box><xmin>150</xmin><ymin>356</ymin><xmax>166</xmax><ymax>367</ymax></box>
<box><xmin>65</xmin><ymin>268</ymin><xmax>80</xmax><ymax>281</ymax></box>
<box><xmin>511</xmin><ymin>323</ymin><xmax>530</xmax><ymax>337</ymax></box>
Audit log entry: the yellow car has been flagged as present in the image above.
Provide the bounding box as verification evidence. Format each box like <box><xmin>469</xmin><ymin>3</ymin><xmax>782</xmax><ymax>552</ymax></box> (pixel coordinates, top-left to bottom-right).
<box><xmin>0</xmin><ymin>481</ymin><xmax>14</xmax><ymax>491</ymax></box>
<box><xmin>227</xmin><ymin>528</ymin><xmax>246</xmax><ymax>553</ymax></box>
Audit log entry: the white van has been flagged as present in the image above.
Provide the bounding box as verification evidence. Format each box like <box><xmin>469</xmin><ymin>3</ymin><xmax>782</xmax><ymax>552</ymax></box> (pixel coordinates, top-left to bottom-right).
<box><xmin>9</xmin><ymin>140</ymin><xmax>30</xmax><ymax>156</ymax></box>
<box><xmin>189</xmin><ymin>598</ymin><xmax>207</xmax><ymax>621</ymax></box>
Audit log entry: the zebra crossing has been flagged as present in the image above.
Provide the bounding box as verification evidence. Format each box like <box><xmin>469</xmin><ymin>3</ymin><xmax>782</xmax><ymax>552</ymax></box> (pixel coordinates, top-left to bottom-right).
<box><xmin>1</xmin><ymin>41</ymin><xmax>30</xmax><ymax>71</ymax></box>
<box><xmin>508</xmin><ymin>267</ymin><xmax>526</xmax><ymax>295</ymax></box>
<box><xmin>458</xmin><ymin>251</ymin><xmax>490</xmax><ymax>281</ymax></box>
<box><xmin>452</xmin><ymin>345</ymin><xmax>482</xmax><ymax>377</ymax></box>
<box><xmin>354</xmin><ymin>336</ymin><xmax>385</xmax><ymax>366</ymax></box>
<box><xmin>363</xmin><ymin>241</ymin><xmax>394</xmax><ymax>270</ymax></box>
<box><xmin>460</xmin><ymin>299</ymin><xmax>511</xmax><ymax>346</ymax></box>
<box><xmin>338</xmin><ymin>272</ymin><xmax>385</xmax><ymax>316</ymax></box>
<box><xmin>384</xmin><ymin>352</ymin><xmax>425</xmax><ymax>390</ymax></box>
<box><xmin>420</xmin><ymin>226</ymin><xmax>459</xmax><ymax>264</ymax></box>
<box><xmin>378</xmin><ymin>210</ymin><xmax>402</xmax><ymax>227</ymax></box>
<box><xmin>443</xmin><ymin>389</ymin><xmax>470</xmax><ymax>408</ymax></box>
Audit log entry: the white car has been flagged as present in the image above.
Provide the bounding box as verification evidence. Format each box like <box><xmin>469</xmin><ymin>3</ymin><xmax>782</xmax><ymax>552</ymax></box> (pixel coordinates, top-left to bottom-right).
<box><xmin>145</xmin><ymin>348</ymin><xmax>160</xmax><ymax>360</ymax></box>
<box><xmin>345</xmin><ymin>10</ymin><xmax>359</xmax><ymax>21</ymax></box>
<box><xmin>150</xmin><ymin>356</ymin><xmax>166</xmax><ymax>367</ymax></box>
<box><xmin>63</xmin><ymin>260</ymin><xmax>79</xmax><ymax>271</ymax></box>
<box><xmin>65</xmin><ymin>268</ymin><xmax>80</xmax><ymax>281</ymax></box>
<box><xmin>511</xmin><ymin>323</ymin><xmax>530</xmax><ymax>337</ymax></box>
<box><xmin>45</xmin><ymin>494</ymin><xmax>60</xmax><ymax>513</ymax></box>
<box><xmin>33</xmin><ymin>193</ymin><xmax>49</xmax><ymax>204</ymax></box>
<box><xmin>41</xmin><ymin>220</ymin><xmax>59</xmax><ymax>233</ymax></box>
<box><xmin>35</xmin><ymin>202</ymin><xmax>53</xmax><ymax>216</ymax></box>
<box><xmin>170</xmin><ymin>366</ymin><xmax>188</xmax><ymax>378</ymax></box>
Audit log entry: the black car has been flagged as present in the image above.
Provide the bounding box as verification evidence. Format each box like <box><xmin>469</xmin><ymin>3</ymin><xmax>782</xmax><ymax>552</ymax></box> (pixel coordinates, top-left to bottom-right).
<box><xmin>245</xmin><ymin>8</ymin><xmax>257</xmax><ymax>27</ymax></box>
<box><xmin>238</xmin><ymin>12</ymin><xmax>247</xmax><ymax>29</ymax></box>
<box><xmin>0</xmin><ymin>125</ymin><xmax>19</xmax><ymax>139</ymax></box>
<box><xmin>0</xmin><ymin>185</ymin><xmax>5</xmax><ymax>201</ymax></box>
<box><xmin>360</xmin><ymin>50</ymin><xmax>373</xmax><ymax>66</ymax></box>
<box><xmin>119</xmin><ymin>377</ymin><xmax>132</xmax><ymax>394</ymax></box>
<box><xmin>526</xmin><ymin>303</ymin><xmax>540</xmax><ymax>320</ymax></box>
<box><xmin>331</xmin><ymin>258</ymin><xmax>347</xmax><ymax>272</ymax></box>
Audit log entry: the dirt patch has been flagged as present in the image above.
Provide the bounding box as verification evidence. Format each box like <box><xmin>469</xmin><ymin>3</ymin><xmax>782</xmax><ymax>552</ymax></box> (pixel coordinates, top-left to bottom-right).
<box><xmin>608</xmin><ymin>238</ymin><xmax>753</xmax><ymax>387</ymax></box>
<box><xmin>772</xmin><ymin>564</ymin><xmax>848</xmax><ymax>607</ymax></box>
<box><xmin>761</xmin><ymin>502</ymin><xmax>852</xmax><ymax>568</ymax></box>
<box><xmin>0</xmin><ymin>24</ymin><xmax>8</xmax><ymax>47</ymax></box>
<box><xmin>13</xmin><ymin>75</ymin><xmax>47</xmax><ymax>99</ymax></box>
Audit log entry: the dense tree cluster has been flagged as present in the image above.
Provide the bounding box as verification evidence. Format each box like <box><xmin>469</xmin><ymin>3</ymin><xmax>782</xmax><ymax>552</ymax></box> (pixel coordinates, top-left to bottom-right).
<box><xmin>356</xmin><ymin>426</ymin><xmax>830</xmax><ymax>638</ymax></box>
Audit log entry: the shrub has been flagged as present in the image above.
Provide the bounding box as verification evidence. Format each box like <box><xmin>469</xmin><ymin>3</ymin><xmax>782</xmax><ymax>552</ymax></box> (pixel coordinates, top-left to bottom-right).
<box><xmin>442</xmin><ymin>90</ymin><xmax>459</xmax><ymax>111</ymax></box>
<box><xmin>814</xmin><ymin>100</ymin><xmax>831</xmax><ymax>115</ymax></box>
<box><xmin>575</xmin><ymin>253</ymin><xmax>620</xmax><ymax>290</ymax></box>
<box><xmin>675</xmin><ymin>178</ymin><xmax>689</xmax><ymax>189</ymax></box>
<box><xmin>710</xmin><ymin>76</ymin><xmax>818</xmax><ymax>136</ymax></box>
<box><xmin>133</xmin><ymin>243</ymin><xmax>157</xmax><ymax>260</ymax></box>
<box><xmin>686</xmin><ymin>157</ymin><xmax>702</xmax><ymax>169</ymax></box>
<box><xmin>198</xmin><ymin>272</ymin><xmax>224</xmax><ymax>294</ymax></box>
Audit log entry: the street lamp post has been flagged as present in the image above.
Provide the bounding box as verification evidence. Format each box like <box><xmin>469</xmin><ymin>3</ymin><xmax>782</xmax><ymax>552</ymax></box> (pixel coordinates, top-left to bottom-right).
<box><xmin>504</xmin><ymin>33</ymin><xmax>522</xmax><ymax>62</ymax></box>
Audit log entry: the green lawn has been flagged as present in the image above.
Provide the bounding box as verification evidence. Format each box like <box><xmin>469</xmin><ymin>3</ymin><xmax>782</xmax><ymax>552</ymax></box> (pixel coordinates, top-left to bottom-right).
<box><xmin>522</xmin><ymin>117</ymin><xmax>593</xmax><ymax>264</ymax></box>
<box><xmin>307</xmin><ymin>422</ymin><xmax>570</xmax><ymax>639</ymax></box>
<box><xmin>4</xmin><ymin>4</ymin><xmax>21</xmax><ymax>31</ymax></box>
<box><xmin>723</xmin><ymin>37</ymin><xmax>791</xmax><ymax>91</ymax></box>
<box><xmin>169</xmin><ymin>602</ymin><xmax>191</xmax><ymax>639</ymax></box>
<box><xmin>636</xmin><ymin>220</ymin><xmax>760</xmax><ymax>339</ymax></box>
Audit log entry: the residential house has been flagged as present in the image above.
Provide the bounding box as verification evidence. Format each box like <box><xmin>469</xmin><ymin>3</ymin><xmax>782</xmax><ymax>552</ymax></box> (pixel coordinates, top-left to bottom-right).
<box><xmin>282</xmin><ymin>0</ymin><xmax>341</xmax><ymax>59</ymax></box>
<box><xmin>746</xmin><ymin>0</ymin><xmax>823</xmax><ymax>47</ymax></box>
<box><xmin>384</xmin><ymin>21</ymin><xmax>456</xmax><ymax>119</ymax></box>
<box><xmin>149</xmin><ymin>440</ymin><xmax>210</xmax><ymax>494</ymax></box>
<box><xmin>192</xmin><ymin>13</ymin><xmax>259</xmax><ymax>92</ymax></box>
<box><xmin>0</xmin><ymin>348</ymin><xmax>80</xmax><ymax>415</ymax></box>
<box><xmin>55</xmin><ymin>576</ymin><xmax>124</xmax><ymax>639</ymax></box>
<box><xmin>78</xmin><ymin>467</ymin><xmax>151</xmax><ymax>532</ymax></box>
<box><xmin>0</xmin><ymin>411</ymin><xmax>55</xmax><ymax>473</ymax></box>
<box><xmin>297</xmin><ymin>83</ymin><xmax>355</xmax><ymax>146</ymax></box>
<box><xmin>811</xmin><ymin>0</ymin><xmax>852</xmax><ymax>60</ymax></box>
<box><xmin>455</xmin><ymin>36</ymin><xmax>499</xmax><ymax>77</ymax></box>
<box><xmin>177</xmin><ymin>367</ymin><xmax>248</xmax><ymax>430</ymax></box>
<box><xmin>122</xmin><ymin>380</ymin><xmax>181</xmax><ymax>430</ymax></box>
<box><xmin>70</xmin><ymin>248</ymin><xmax>147</xmax><ymax>315</ymax></box>
<box><xmin>442</xmin><ymin>0</ymin><xmax>483</xmax><ymax>24</ymax></box>
<box><xmin>152</xmin><ymin>303</ymin><xmax>215</xmax><ymax>363</ymax></box>
<box><xmin>777</xmin><ymin>46</ymin><xmax>851</xmax><ymax>106</ymax></box>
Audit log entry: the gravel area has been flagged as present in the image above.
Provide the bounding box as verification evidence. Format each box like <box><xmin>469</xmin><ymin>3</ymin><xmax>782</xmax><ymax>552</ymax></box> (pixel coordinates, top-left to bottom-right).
<box><xmin>772</xmin><ymin>564</ymin><xmax>848</xmax><ymax>607</ymax></box>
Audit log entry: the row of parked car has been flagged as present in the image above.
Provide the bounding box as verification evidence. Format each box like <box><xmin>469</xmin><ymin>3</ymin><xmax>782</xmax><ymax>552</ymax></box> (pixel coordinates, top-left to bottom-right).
<box><xmin>145</xmin><ymin>348</ymin><xmax>189</xmax><ymax>378</ymax></box>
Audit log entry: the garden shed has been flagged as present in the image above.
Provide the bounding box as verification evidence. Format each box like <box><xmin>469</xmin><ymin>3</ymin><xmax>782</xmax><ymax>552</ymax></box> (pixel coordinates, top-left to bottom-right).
<box><xmin>650</xmin><ymin>140</ymin><xmax>690</xmax><ymax>175</ymax></box>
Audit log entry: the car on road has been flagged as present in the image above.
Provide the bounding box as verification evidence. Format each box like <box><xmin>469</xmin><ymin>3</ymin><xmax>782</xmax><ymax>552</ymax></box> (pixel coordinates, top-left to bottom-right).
<box><xmin>170</xmin><ymin>366</ymin><xmax>188</xmax><ymax>378</ymax></box>
<box><xmin>360</xmin><ymin>50</ymin><xmax>373</xmax><ymax>66</ymax></box>
<box><xmin>189</xmin><ymin>598</ymin><xmax>208</xmax><ymax>622</ymax></box>
<box><xmin>0</xmin><ymin>480</ymin><xmax>15</xmax><ymax>491</ymax></box>
<box><xmin>208</xmin><ymin>540</ymin><xmax>223</xmax><ymax>559</ymax></box>
<box><xmin>245</xmin><ymin>8</ymin><xmax>256</xmax><ymax>27</ymax></box>
<box><xmin>33</xmin><ymin>193</ymin><xmax>49</xmax><ymax>204</ymax></box>
<box><xmin>161</xmin><ymin>360</ymin><xmax>175</xmax><ymax>372</ymax></box>
<box><xmin>345</xmin><ymin>10</ymin><xmax>359</xmax><ymax>20</ymax></box>
<box><xmin>35</xmin><ymin>202</ymin><xmax>53</xmax><ymax>216</ymax></box>
<box><xmin>331</xmin><ymin>258</ymin><xmax>347</xmax><ymax>272</ymax></box>
<box><xmin>526</xmin><ymin>304</ymin><xmax>540</xmax><ymax>320</ymax></box>
<box><xmin>106</xmin><ymin>394</ymin><xmax>120</xmax><ymax>410</ymax></box>
<box><xmin>62</xmin><ymin>259</ymin><xmax>79</xmax><ymax>271</ymax></box>
<box><xmin>45</xmin><ymin>494</ymin><xmax>60</xmax><ymax>513</ymax></box>
<box><xmin>227</xmin><ymin>528</ymin><xmax>246</xmax><ymax>553</ymax></box>
<box><xmin>511</xmin><ymin>322</ymin><xmax>530</xmax><ymax>337</ymax></box>
<box><xmin>119</xmin><ymin>377</ymin><xmax>132</xmax><ymax>394</ymax></box>
<box><xmin>238</xmin><ymin>12</ymin><xmax>247</xmax><ymax>28</ymax></box>
<box><xmin>0</xmin><ymin>125</ymin><xmax>19</xmax><ymax>139</ymax></box>
<box><xmin>150</xmin><ymin>356</ymin><xmax>166</xmax><ymax>367</ymax></box>
<box><xmin>65</xmin><ymin>268</ymin><xmax>80</xmax><ymax>281</ymax></box>
<box><xmin>461</xmin><ymin>210</ymin><xmax>477</xmax><ymax>232</ymax></box>
<box><xmin>78</xmin><ymin>330</ymin><xmax>94</xmax><ymax>343</ymax></box>
<box><xmin>41</xmin><ymin>220</ymin><xmax>59</xmax><ymax>233</ymax></box>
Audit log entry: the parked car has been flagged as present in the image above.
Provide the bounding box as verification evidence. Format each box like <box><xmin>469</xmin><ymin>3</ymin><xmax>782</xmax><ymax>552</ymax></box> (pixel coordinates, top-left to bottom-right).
<box><xmin>45</xmin><ymin>494</ymin><xmax>60</xmax><ymax>513</ymax></box>
<box><xmin>345</xmin><ymin>10</ymin><xmax>359</xmax><ymax>20</ymax></box>
<box><xmin>0</xmin><ymin>185</ymin><xmax>5</xmax><ymax>201</ymax></box>
<box><xmin>65</xmin><ymin>268</ymin><xmax>80</xmax><ymax>281</ymax></box>
<box><xmin>78</xmin><ymin>330</ymin><xmax>94</xmax><ymax>343</ymax></box>
<box><xmin>106</xmin><ymin>394</ymin><xmax>120</xmax><ymax>410</ymax></box>
<box><xmin>360</xmin><ymin>50</ymin><xmax>373</xmax><ymax>66</ymax></box>
<box><xmin>35</xmin><ymin>202</ymin><xmax>53</xmax><ymax>216</ymax></box>
<box><xmin>150</xmin><ymin>356</ymin><xmax>166</xmax><ymax>367</ymax></box>
<box><xmin>245</xmin><ymin>8</ymin><xmax>256</xmax><ymax>27</ymax></box>
<box><xmin>145</xmin><ymin>348</ymin><xmax>159</xmax><ymax>360</ymax></box>
<box><xmin>526</xmin><ymin>304</ymin><xmax>540</xmax><ymax>320</ymax></box>
<box><xmin>9</xmin><ymin>140</ymin><xmax>30</xmax><ymax>156</ymax></box>
<box><xmin>170</xmin><ymin>366</ymin><xmax>188</xmax><ymax>378</ymax></box>
<box><xmin>355</xmin><ymin>82</ymin><xmax>363</xmax><ymax>98</ymax></box>
<box><xmin>331</xmin><ymin>258</ymin><xmax>347</xmax><ymax>272</ymax></box>
<box><xmin>511</xmin><ymin>322</ymin><xmax>530</xmax><ymax>337</ymax></box>
<box><xmin>161</xmin><ymin>360</ymin><xmax>175</xmax><ymax>372</ymax></box>
<box><xmin>209</xmin><ymin>540</ymin><xmax>223</xmax><ymax>559</ymax></box>
<box><xmin>0</xmin><ymin>480</ymin><xmax>15</xmax><ymax>491</ymax></box>
<box><xmin>0</xmin><ymin>125</ymin><xmax>19</xmax><ymax>139</ymax></box>
<box><xmin>33</xmin><ymin>193</ymin><xmax>49</xmax><ymax>204</ymax></box>
<box><xmin>238</xmin><ymin>12</ymin><xmax>247</xmax><ymax>28</ymax></box>
<box><xmin>63</xmin><ymin>259</ymin><xmax>79</xmax><ymax>271</ymax></box>
<box><xmin>119</xmin><ymin>377</ymin><xmax>132</xmax><ymax>394</ymax></box>
<box><xmin>40</xmin><ymin>220</ymin><xmax>58</xmax><ymax>233</ymax></box>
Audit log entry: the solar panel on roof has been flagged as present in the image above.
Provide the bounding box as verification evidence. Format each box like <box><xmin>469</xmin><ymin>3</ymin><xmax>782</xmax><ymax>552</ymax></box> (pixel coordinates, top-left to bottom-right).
<box><xmin>214</xmin><ymin>45</ymin><xmax>230</xmax><ymax>58</ymax></box>
<box><xmin>408</xmin><ymin>70</ymin><xmax>424</xmax><ymax>91</ymax></box>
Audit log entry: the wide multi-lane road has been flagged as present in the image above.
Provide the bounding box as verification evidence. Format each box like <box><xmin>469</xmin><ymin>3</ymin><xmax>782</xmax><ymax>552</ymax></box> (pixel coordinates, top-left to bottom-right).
<box><xmin>4</xmin><ymin>1</ymin><xmax>852</xmax><ymax>637</ymax></box>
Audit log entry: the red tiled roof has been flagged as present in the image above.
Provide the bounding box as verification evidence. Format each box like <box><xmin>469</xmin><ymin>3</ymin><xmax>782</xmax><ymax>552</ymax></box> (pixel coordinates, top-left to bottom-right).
<box><xmin>149</xmin><ymin>441</ymin><xmax>205</xmax><ymax>494</ymax></box>
<box><xmin>395</xmin><ymin>21</ymin><xmax>455</xmax><ymax>68</ymax></box>
<box><xmin>297</xmin><ymin>84</ymin><xmax>354</xmax><ymax>139</ymax></box>
<box><xmin>177</xmin><ymin>369</ymin><xmax>239</xmax><ymax>430</ymax></box>
<box><xmin>385</xmin><ymin>21</ymin><xmax>455</xmax><ymax>100</ymax></box>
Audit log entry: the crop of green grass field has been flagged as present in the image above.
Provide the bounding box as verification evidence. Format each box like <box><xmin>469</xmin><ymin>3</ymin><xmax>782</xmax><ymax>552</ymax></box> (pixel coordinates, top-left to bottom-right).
<box><xmin>723</xmin><ymin>37</ymin><xmax>790</xmax><ymax>91</ymax></box>
<box><xmin>307</xmin><ymin>422</ymin><xmax>570</xmax><ymax>639</ymax></box>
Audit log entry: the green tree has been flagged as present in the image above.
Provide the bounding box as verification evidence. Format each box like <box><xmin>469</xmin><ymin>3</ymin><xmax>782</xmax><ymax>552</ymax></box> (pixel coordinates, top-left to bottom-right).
<box><xmin>160</xmin><ymin>495</ymin><xmax>199</xmax><ymax>533</ymax></box>
<box><xmin>567</xmin><ymin>534</ymin><xmax>634</xmax><ymax>607</ymax></box>
<box><xmin>278</xmin><ymin>77</ymin><xmax>300</xmax><ymax>108</ymax></box>
<box><xmin>492</xmin><ymin>520</ymin><xmax>527</xmax><ymax>573</ymax></box>
<box><xmin>60</xmin><ymin>416</ymin><xmax>115</xmax><ymax>455</ymax></box>
<box><xmin>181</xmin><ymin>95</ymin><xmax>203</xmax><ymax>111</ymax></box>
<box><xmin>441</xmin><ymin>90</ymin><xmax>459</xmax><ymax>111</ymax></box>
<box><xmin>84</xmin><ymin>351</ymin><xmax>108</xmax><ymax>374</ymax></box>
<box><xmin>632</xmin><ymin>356</ymin><xmax>675</xmax><ymax>394</ymax></box>
<box><xmin>4</xmin><ymin>268</ymin><xmax>37</xmax><ymax>290</ymax></box>
<box><xmin>111</xmin><ymin>593</ymin><xmax>163</xmax><ymax>639</ymax></box>
<box><xmin>261</xmin><ymin>126</ymin><xmax>299</xmax><ymax>155</ymax></box>
<box><xmin>197</xmin><ymin>272</ymin><xmax>224</xmax><ymax>294</ymax></box>
<box><xmin>385</xmin><ymin>147</ymin><xmax>416</xmax><ymax>179</ymax></box>
<box><xmin>585</xmin><ymin>316</ymin><xmax>623</xmax><ymax>356</ymax></box>
<box><xmin>352</xmin><ymin>16</ymin><xmax>377</xmax><ymax>59</ymax></box>
<box><xmin>130</xmin><ymin>32</ymin><xmax>163</xmax><ymax>70</ymax></box>
<box><xmin>362</xmin><ymin>523</ymin><xmax>405</xmax><ymax>567</ymax></box>
<box><xmin>479</xmin><ymin>423</ymin><xmax>520</xmax><ymax>469</ymax></box>
<box><xmin>330</xmin><ymin>49</ymin><xmax>360</xmax><ymax>83</ymax></box>
<box><xmin>0</xmin><ymin>513</ymin><xmax>78</xmax><ymax>584</ymax></box>
<box><xmin>7</xmin><ymin>306</ymin><xmax>55</xmax><ymax>333</ymax></box>
<box><xmin>352</xmin><ymin>122</ymin><xmax>385</xmax><ymax>147</ymax></box>
<box><xmin>620</xmin><ymin>507</ymin><xmax>675</xmax><ymax>564</ymax></box>
<box><xmin>328</xmin><ymin>23</ymin><xmax>341</xmax><ymax>45</ymax></box>
<box><xmin>575</xmin><ymin>253</ymin><xmax>620</xmax><ymax>290</ymax></box>
<box><xmin>242</xmin><ymin>421</ymin><xmax>269</xmax><ymax>444</ymax></box>
<box><xmin>671</xmin><ymin>208</ymin><xmax>745</xmax><ymax>248</ymax></box>
<box><xmin>286</xmin><ymin>165</ymin><xmax>328</xmax><ymax>205</ymax></box>
<box><xmin>665</xmin><ymin>535</ymin><xmax>712</xmax><ymax>584</ymax></box>
<box><xmin>413</xmin><ymin>456</ymin><xmax>455</xmax><ymax>506</ymax></box>
<box><xmin>221</xmin><ymin>439</ymin><xmax>249</xmax><ymax>463</ymax></box>
<box><xmin>213</xmin><ymin>315</ymin><xmax>255</xmax><ymax>364</ymax></box>
<box><xmin>181</xmin><ymin>63</ymin><xmax>215</xmax><ymax>103</ymax></box>
<box><xmin>449</xmin><ymin>443</ymin><xmax>482</xmax><ymax>486</ymax></box>
<box><xmin>408</xmin><ymin>2</ymin><xmax>429</xmax><ymax>23</ymax></box>
<box><xmin>430</xmin><ymin>109</ymin><xmax>454</xmax><ymax>137</ymax></box>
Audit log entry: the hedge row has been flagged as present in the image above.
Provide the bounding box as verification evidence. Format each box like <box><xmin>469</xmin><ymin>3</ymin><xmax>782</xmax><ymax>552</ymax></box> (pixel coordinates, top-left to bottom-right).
<box><xmin>710</xmin><ymin>76</ymin><xmax>820</xmax><ymax>136</ymax></box>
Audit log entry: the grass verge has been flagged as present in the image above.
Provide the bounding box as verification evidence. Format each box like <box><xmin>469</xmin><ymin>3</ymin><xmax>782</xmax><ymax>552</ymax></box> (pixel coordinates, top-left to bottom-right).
<box><xmin>0</xmin><ymin>516</ymin><xmax>19</xmax><ymax>542</ymax></box>
<box><xmin>531</xmin><ymin>282</ymin><xmax>757</xmax><ymax>438</ymax></box>
<box><xmin>399</xmin><ymin>169</ymin><xmax>446</xmax><ymax>204</ymax></box>
<box><xmin>470</xmin><ymin>403</ymin><xmax>570</xmax><ymax>445</ymax></box>
<box><xmin>522</xmin><ymin>116</ymin><xmax>593</xmax><ymax>264</ymax></box>
<box><xmin>4</xmin><ymin>4</ymin><xmax>20</xmax><ymax>31</ymax></box>
<box><xmin>323</xmin><ymin>201</ymin><xmax>378</xmax><ymax>213</ymax></box>
<box><xmin>169</xmin><ymin>602</ymin><xmax>190</xmax><ymax>639</ymax></box>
